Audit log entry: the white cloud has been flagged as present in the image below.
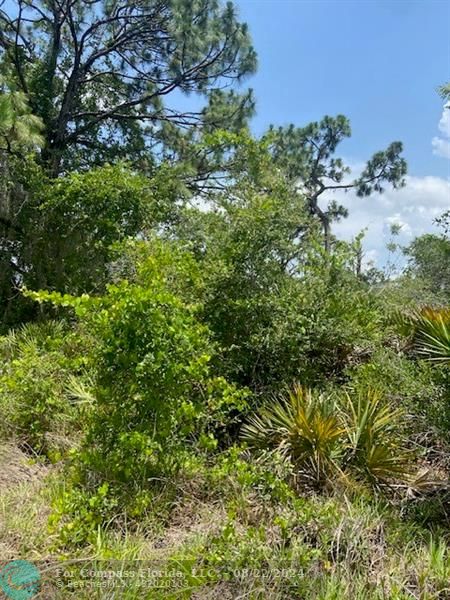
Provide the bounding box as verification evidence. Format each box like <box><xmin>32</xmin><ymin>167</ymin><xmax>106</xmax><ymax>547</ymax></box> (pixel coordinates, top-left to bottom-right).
<box><xmin>432</xmin><ymin>104</ymin><xmax>450</xmax><ymax>159</ymax></box>
<box><xmin>438</xmin><ymin>104</ymin><xmax>450</xmax><ymax>137</ymax></box>
<box><xmin>328</xmin><ymin>173</ymin><xmax>450</xmax><ymax>267</ymax></box>
<box><xmin>432</xmin><ymin>136</ymin><xmax>450</xmax><ymax>159</ymax></box>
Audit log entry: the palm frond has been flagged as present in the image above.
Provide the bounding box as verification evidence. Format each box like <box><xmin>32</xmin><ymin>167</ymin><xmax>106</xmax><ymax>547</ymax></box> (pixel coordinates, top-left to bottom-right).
<box><xmin>343</xmin><ymin>388</ymin><xmax>411</xmax><ymax>484</ymax></box>
<box><xmin>414</xmin><ymin>309</ymin><xmax>450</xmax><ymax>363</ymax></box>
<box><xmin>241</xmin><ymin>385</ymin><xmax>344</xmax><ymax>484</ymax></box>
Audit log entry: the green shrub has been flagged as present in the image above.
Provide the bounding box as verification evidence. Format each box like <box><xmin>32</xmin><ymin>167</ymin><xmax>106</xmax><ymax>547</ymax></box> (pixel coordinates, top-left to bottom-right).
<box><xmin>0</xmin><ymin>321</ymin><xmax>91</xmax><ymax>456</ymax></box>
<box><xmin>201</xmin><ymin>244</ymin><xmax>384</xmax><ymax>392</ymax></box>
<box><xmin>344</xmin><ymin>347</ymin><xmax>435</xmax><ymax>405</ymax></box>
<box><xmin>175</xmin><ymin>155</ymin><xmax>384</xmax><ymax>394</ymax></box>
<box><xmin>29</xmin><ymin>248</ymin><xmax>249</xmax><ymax>532</ymax></box>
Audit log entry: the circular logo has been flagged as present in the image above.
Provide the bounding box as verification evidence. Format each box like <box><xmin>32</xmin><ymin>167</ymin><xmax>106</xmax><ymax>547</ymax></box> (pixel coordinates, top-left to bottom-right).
<box><xmin>0</xmin><ymin>560</ymin><xmax>41</xmax><ymax>600</ymax></box>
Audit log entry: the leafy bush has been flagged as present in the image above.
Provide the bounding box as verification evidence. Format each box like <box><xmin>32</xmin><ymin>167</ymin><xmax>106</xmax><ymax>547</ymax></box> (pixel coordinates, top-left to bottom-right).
<box><xmin>32</xmin><ymin>164</ymin><xmax>171</xmax><ymax>296</ymax></box>
<box><xmin>255</xmin><ymin>248</ymin><xmax>383</xmax><ymax>388</ymax></box>
<box><xmin>344</xmin><ymin>347</ymin><xmax>435</xmax><ymax>404</ymax></box>
<box><xmin>171</xmin><ymin>137</ymin><xmax>384</xmax><ymax>393</ymax></box>
<box><xmin>28</xmin><ymin>247</ymin><xmax>249</xmax><ymax>530</ymax></box>
<box><xmin>195</xmin><ymin>210</ymin><xmax>382</xmax><ymax>392</ymax></box>
<box><xmin>343</xmin><ymin>345</ymin><xmax>450</xmax><ymax>438</ymax></box>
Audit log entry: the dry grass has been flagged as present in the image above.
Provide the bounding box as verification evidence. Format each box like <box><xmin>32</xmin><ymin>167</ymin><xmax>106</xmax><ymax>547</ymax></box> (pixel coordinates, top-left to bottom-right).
<box><xmin>0</xmin><ymin>444</ymin><xmax>54</xmax><ymax>561</ymax></box>
<box><xmin>0</xmin><ymin>443</ymin><xmax>449</xmax><ymax>599</ymax></box>
<box><xmin>0</xmin><ymin>443</ymin><xmax>50</xmax><ymax>493</ymax></box>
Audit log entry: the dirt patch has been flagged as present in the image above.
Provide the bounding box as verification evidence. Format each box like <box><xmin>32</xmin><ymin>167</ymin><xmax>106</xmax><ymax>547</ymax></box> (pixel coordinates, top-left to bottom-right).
<box><xmin>151</xmin><ymin>498</ymin><xmax>227</xmax><ymax>555</ymax></box>
<box><xmin>0</xmin><ymin>444</ymin><xmax>50</xmax><ymax>493</ymax></box>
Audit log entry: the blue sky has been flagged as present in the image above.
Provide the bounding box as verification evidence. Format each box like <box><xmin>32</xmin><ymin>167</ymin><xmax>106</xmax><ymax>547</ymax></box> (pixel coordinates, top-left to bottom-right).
<box><xmin>235</xmin><ymin>0</ymin><xmax>450</xmax><ymax>266</ymax></box>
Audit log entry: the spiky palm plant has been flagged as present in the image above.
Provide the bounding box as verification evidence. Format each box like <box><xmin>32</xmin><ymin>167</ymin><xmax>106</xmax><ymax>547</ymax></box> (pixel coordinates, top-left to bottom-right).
<box><xmin>342</xmin><ymin>388</ymin><xmax>412</xmax><ymax>485</ymax></box>
<box><xmin>241</xmin><ymin>385</ymin><xmax>344</xmax><ymax>485</ymax></box>
<box><xmin>242</xmin><ymin>385</ymin><xmax>413</xmax><ymax>489</ymax></box>
<box><xmin>413</xmin><ymin>308</ymin><xmax>450</xmax><ymax>364</ymax></box>
<box><xmin>395</xmin><ymin>307</ymin><xmax>450</xmax><ymax>364</ymax></box>
<box><xmin>0</xmin><ymin>321</ymin><xmax>66</xmax><ymax>361</ymax></box>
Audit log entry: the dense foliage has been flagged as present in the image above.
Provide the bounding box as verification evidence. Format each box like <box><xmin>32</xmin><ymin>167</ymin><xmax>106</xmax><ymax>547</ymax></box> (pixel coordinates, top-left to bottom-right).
<box><xmin>0</xmin><ymin>2</ymin><xmax>449</xmax><ymax>598</ymax></box>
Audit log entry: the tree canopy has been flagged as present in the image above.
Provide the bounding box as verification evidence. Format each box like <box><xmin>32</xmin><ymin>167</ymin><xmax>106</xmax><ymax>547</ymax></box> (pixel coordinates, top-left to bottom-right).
<box><xmin>267</xmin><ymin>116</ymin><xmax>407</xmax><ymax>249</ymax></box>
<box><xmin>0</xmin><ymin>0</ymin><xmax>256</xmax><ymax>173</ymax></box>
